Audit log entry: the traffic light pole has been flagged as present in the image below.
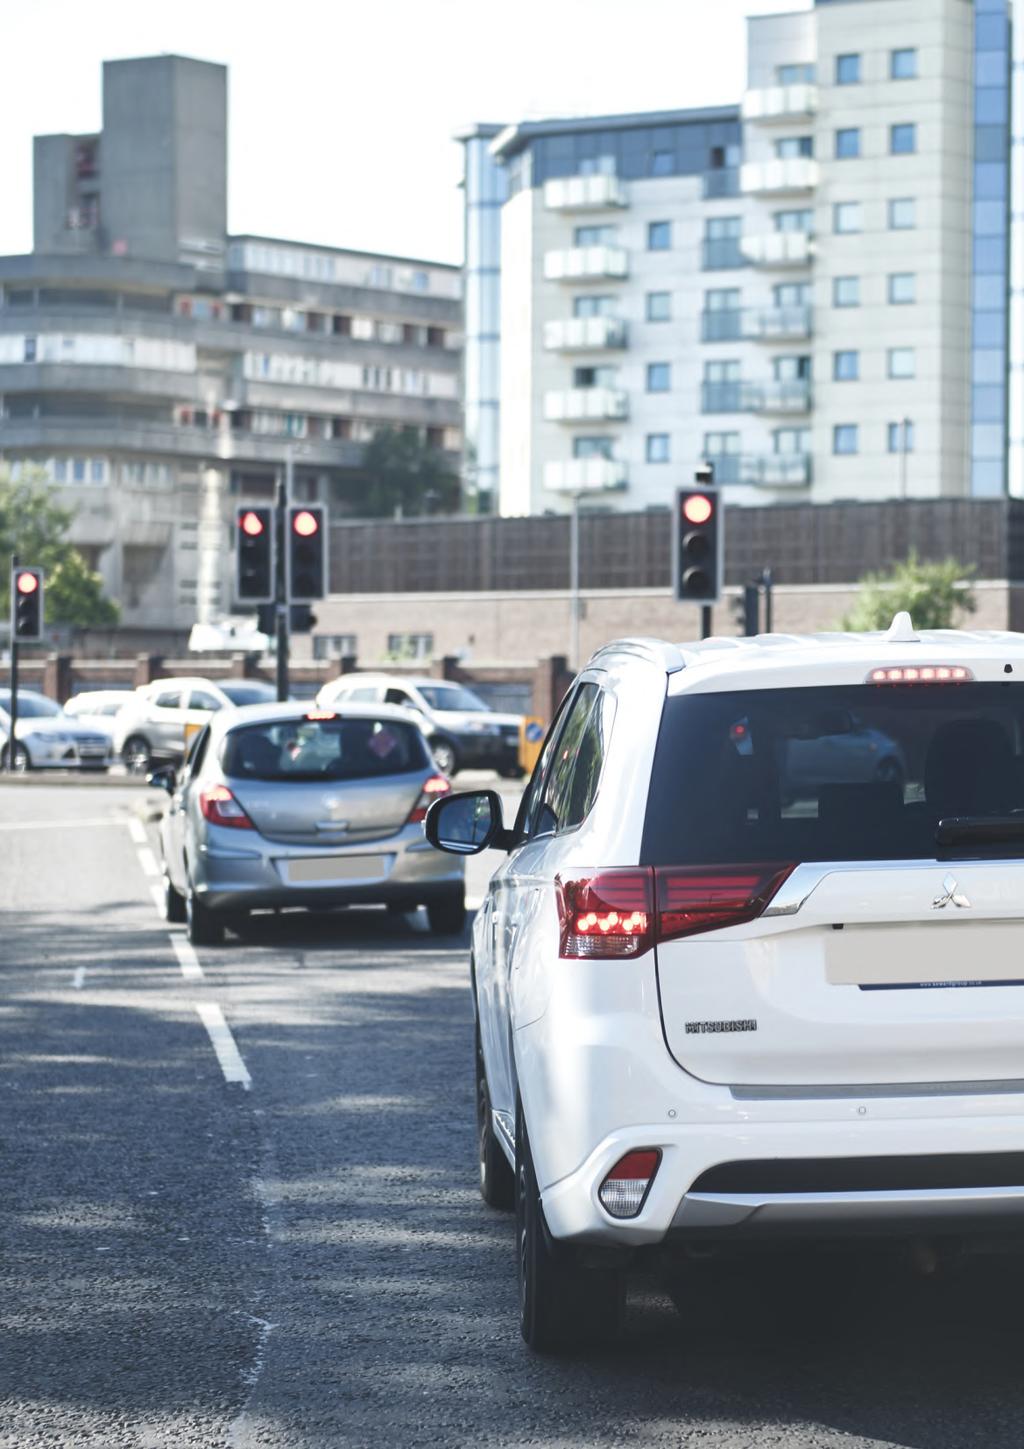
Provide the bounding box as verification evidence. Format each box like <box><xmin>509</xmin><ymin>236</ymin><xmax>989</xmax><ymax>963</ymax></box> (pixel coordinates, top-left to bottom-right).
<box><xmin>275</xmin><ymin>455</ymin><xmax>292</xmax><ymax>702</ymax></box>
<box><xmin>8</xmin><ymin>553</ymin><xmax>17</xmax><ymax>773</ymax></box>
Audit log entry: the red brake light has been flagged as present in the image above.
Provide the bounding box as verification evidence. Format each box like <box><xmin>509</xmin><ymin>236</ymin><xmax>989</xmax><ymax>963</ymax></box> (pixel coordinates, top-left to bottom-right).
<box><xmin>599</xmin><ymin>1149</ymin><xmax>661</xmax><ymax>1218</ymax></box>
<box><xmin>407</xmin><ymin>773</ymin><xmax>451</xmax><ymax>824</ymax></box>
<box><xmin>199</xmin><ymin>784</ymin><xmax>254</xmax><ymax>830</ymax></box>
<box><xmin>305</xmin><ymin>709</ymin><xmax>336</xmax><ymax>720</ymax></box>
<box><xmin>868</xmin><ymin>665</ymin><xmax>972</xmax><ymax>684</ymax></box>
<box><xmin>557</xmin><ymin>864</ymin><xmax>794</xmax><ymax>958</ymax></box>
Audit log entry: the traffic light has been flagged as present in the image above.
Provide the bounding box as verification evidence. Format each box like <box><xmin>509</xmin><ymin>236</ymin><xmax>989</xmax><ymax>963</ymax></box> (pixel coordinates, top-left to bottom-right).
<box><xmin>673</xmin><ymin>485</ymin><xmax>723</xmax><ymax>605</ymax></box>
<box><xmin>235</xmin><ymin>506</ymin><xmax>275</xmax><ymax>603</ymax></box>
<box><xmin>11</xmin><ymin>566</ymin><xmax>44</xmax><ymax>642</ymax></box>
<box><xmin>286</xmin><ymin>506</ymin><xmax>326</xmax><ymax>603</ymax></box>
<box><xmin>256</xmin><ymin>603</ymin><xmax>316</xmax><ymax>634</ymax></box>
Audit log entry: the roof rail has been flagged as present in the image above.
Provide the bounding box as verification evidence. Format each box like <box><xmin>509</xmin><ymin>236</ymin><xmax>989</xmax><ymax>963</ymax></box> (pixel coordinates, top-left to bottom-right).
<box><xmin>588</xmin><ymin>637</ymin><xmax>686</xmax><ymax>674</ymax></box>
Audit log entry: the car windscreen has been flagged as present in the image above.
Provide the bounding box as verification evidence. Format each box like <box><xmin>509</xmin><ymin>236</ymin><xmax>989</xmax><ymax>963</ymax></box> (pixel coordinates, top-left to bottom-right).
<box><xmin>219</xmin><ymin>682</ymin><xmax>278</xmax><ymax>707</ymax></box>
<box><xmin>221</xmin><ymin>716</ymin><xmax>430</xmax><ymax>782</ymax></box>
<box><xmin>417</xmin><ymin>685</ymin><xmax>488</xmax><ymax>712</ymax></box>
<box><xmin>0</xmin><ymin>691</ymin><xmax>61</xmax><ymax>719</ymax></box>
<box><xmin>641</xmin><ymin>683</ymin><xmax>1024</xmax><ymax>866</ymax></box>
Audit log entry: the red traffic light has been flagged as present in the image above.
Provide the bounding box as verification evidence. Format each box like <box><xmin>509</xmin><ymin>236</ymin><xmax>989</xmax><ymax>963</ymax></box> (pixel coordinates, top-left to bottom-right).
<box><xmin>240</xmin><ymin>510</ymin><xmax>265</xmax><ymax>537</ymax></box>
<box><xmin>682</xmin><ymin>494</ymin><xmax>714</xmax><ymax>526</ymax></box>
<box><xmin>15</xmin><ymin>571</ymin><xmax>39</xmax><ymax>594</ymax></box>
<box><xmin>292</xmin><ymin>509</ymin><xmax>319</xmax><ymax>538</ymax></box>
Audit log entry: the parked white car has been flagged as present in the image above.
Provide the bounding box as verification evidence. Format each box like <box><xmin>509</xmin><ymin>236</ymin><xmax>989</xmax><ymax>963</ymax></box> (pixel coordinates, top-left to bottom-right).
<box><xmin>427</xmin><ymin>620</ymin><xmax>1024</xmax><ymax>1351</ymax></box>
<box><xmin>63</xmin><ymin>689</ymin><xmax>134</xmax><ymax>748</ymax></box>
<box><xmin>0</xmin><ymin>688</ymin><xmax>112</xmax><ymax>771</ymax></box>
<box><xmin>113</xmin><ymin>677</ymin><xmax>279</xmax><ymax>775</ymax></box>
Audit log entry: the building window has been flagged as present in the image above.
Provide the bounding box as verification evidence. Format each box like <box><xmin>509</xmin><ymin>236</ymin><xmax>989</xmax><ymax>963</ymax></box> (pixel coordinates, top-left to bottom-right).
<box><xmin>836</xmin><ymin>53</ymin><xmax>861</xmax><ymax>84</ymax></box>
<box><xmin>888</xmin><ymin>420</ymin><xmax>915</xmax><ymax>453</ymax></box>
<box><xmin>574</xmin><ymin>224</ymin><xmax>616</xmax><ymax>247</ymax></box>
<box><xmin>646</xmin><ymin>291</ymin><xmax>671</xmax><ymax>322</ymax></box>
<box><xmin>775</xmin><ymin>354</ymin><xmax>810</xmax><ymax>381</ymax></box>
<box><xmin>889</xmin><ymin>197</ymin><xmax>916</xmax><ymax>229</ymax></box>
<box><xmin>313</xmin><ymin>634</ymin><xmax>357</xmax><ymax>661</ymax></box>
<box><xmin>647</xmin><ymin>221</ymin><xmax>672</xmax><ymax>251</ymax></box>
<box><xmin>774</xmin><ymin>208</ymin><xmax>814</xmax><ymax>234</ymax></box>
<box><xmin>387</xmin><ymin>633</ymin><xmax>433</xmax><ymax>662</ymax></box>
<box><xmin>890</xmin><ymin>123</ymin><xmax>917</xmax><ymax>155</ymax></box>
<box><xmin>649</xmin><ymin>149</ymin><xmax>674</xmax><ymax>177</ymax></box>
<box><xmin>834</xmin><ymin>202</ymin><xmax>862</xmax><ymax>233</ymax></box>
<box><xmin>833</xmin><ymin>350</ymin><xmax>860</xmax><ymax>381</ymax></box>
<box><xmin>574</xmin><ymin>295</ymin><xmax>615</xmax><ymax>318</ymax></box>
<box><xmin>774</xmin><ymin>281</ymin><xmax>810</xmax><ymax>306</ymax></box>
<box><xmin>833</xmin><ymin>424</ymin><xmax>859</xmax><ymax>455</ymax></box>
<box><xmin>833</xmin><ymin>275</ymin><xmax>860</xmax><ymax>307</ymax></box>
<box><xmin>705</xmin><ymin>287</ymin><xmax>740</xmax><ymax>311</ymax></box>
<box><xmin>646</xmin><ymin>433</ymin><xmax>670</xmax><ymax>463</ymax></box>
<box><xmin>891</xmin><ymin>48</ymin><xmax>917</xmax><ymax>80</ymax></box>
<box><xmin>776</xmin><ymin>136</ymin><xmax>814</xmax><ymax>159</ymax></box>
<box><xmin>573</xmin><ymin>365</ymin><xmax>617</xmax><ymax>389</ymax></box>
<box><xmin>835</xmin><ymin>128</ymin><xmax>861</xmax><ymax>159</ymax></box>
<box><xmin>888</xmin><ymin>272</ymin><xmax>916</xmax><ymax>304</ymax></box>
<box><xmin>573</xmin><ymin>436</ymin><xmax>614</xmax><ymax>460</ymax></box>
<box><xmin>888</xmin><ymin>347</ymin><xmax>916</xmax><ymax>378</ymax></box>
<box><xmin>704</xmin><ymin>430</ymin><xmax>740</xmax><ymax>455</ymax></box>
<box><xmin>775</xmin><ymin>427</ymin><xmax>810</xmax><ymax>455</ymax></box>
<box><xmin>778</xmin><ymin>63</ymin><xmax>815</xmax><ymax>85</ymax></box>
<box><xmin>646</xmin><ymin>362</ymin><xmax>671</xmax><ymax>392</ymax></box>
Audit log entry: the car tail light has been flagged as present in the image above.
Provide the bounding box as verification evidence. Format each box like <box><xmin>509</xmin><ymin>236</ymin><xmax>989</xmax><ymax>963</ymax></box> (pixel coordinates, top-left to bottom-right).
<box><xmin>599</xmin><ymin>1149</ymin><xmax>661</xmax><ymax>1218</ymax></box>
<box><xmin>868</xmin><ymin>665</ymin><xmax>973</xmax><ymax>684</ymax></box>
<box><xmin>557</xmin><ymin>864</ymin><xmax>794</xmax><ymax>959</ymax></box>
<box><xmin>199</xmin><ymin>784</ymin><xmax>254</xmax><ymax>830</ymax></box>
<box><xmin>407</xmin><ymin>774</ymin><xmax>451</xmax><ymax>824</ymax></box>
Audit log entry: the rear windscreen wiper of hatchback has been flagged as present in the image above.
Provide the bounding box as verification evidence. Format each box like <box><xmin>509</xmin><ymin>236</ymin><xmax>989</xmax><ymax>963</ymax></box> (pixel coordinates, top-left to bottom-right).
<box><xmin>936</xmin><ymin>815</ymin><xmax>1024</xmax><ymax>846</ymax></box>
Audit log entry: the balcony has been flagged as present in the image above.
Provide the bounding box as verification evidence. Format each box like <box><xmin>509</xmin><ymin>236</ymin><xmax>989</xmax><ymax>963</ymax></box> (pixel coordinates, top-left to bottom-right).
<box><xmin>701</xmin><ymin>381</ymin><xmax>747</xmax><ymax>413</ymax></box>
<box><xmin>543</xmin><ymin>387</ymin><xmax>628</xmax><ymax>422</ymax></box>
<box><xmin>701</xmin><ymin>238</ymin><xmax>747</xmax><ymax>271</ymax></box>
<box><xmin>544</xmin><ymin>246</ymin><xmax>629</xmax><ymax>282</ymax></box>
<box><xmin>743</xmin><ymin>304</ymin><xmax>812</xmax><ymax>341</ymax></box>
<box><xmin>702</xmin><ymin>169</ymin><xmax>740</xmax><ymax>199</ymax></box>
<box><xmin>543</xmin><ymin>316</ymin><xmax>627</xmax><ymax>352</ymax></box>
<box><xmin>739</xmin><ymin>232</ymin><xmax>813</xmax><ymax>268</ymax></box>
<box><xmin>543</xmin><ymin>175</ymin><xmax>627</xmax><ymax>211</ymax></box>
<box><xmin>747</xmin><ymin>379</ymin><xmax>812</xmax><ymax>414</ymax></box>
<box><xmin>740</xmin><ymin>158</ymin><xmax>818</xmax><ymax>196</ymax></box>
<box><xmin>543</xmin><ymin>458</ymin><xmax>628</xmax><ymax>493</ymax></box>
<box><xmin>701</xmin><ymin>309</ymin><xmax>744</xmax><ymax>343</ymax></box>
<box><xmin>741</xmin><ymin>84</ymin><xmax>818</xmax><ymax>124</ymax></box>
<box><xmin>701</xmin><ymin>454</ymin><xmax>741</xmax><ymax>485</ymax></box>
<box><xmin>740</xmin><ymin>453</ymin><xmax>812</xmax><ymax>487</ymax></box>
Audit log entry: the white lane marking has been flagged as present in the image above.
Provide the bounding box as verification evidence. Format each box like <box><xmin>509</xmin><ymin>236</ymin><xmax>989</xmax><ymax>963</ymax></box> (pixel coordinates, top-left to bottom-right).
<box><xmin>72</xmin><ymin>966</ymin><xmax>87</xmax><ymax>990</ymax></box>
<box><xmin>137</xmin><ymin>846</ymin><xmax>159</xmax><ymax>877</ymax></box>
<box><xmin>0</xmin><ymin>817</ymin><xmax>122</xmax><ymax>833</ymax></box>
<box><xmin>172</xmin><ymin>937</ymin><xmax>204</xmax><ymax>980</ymax></box>
<box><xmin>194</xmin><ymin>1002</ymin><xmax>251</xmax><ymax>1088</ymax></box>
<box><xmin>150</xmin><ymin>883</ymin><xmax>166</xmax><ymax>914</ymax></box>
<box><xmin>128</xmin><ymin>818</ymin><xmax>147</xmax><ymax>844</ymax></box>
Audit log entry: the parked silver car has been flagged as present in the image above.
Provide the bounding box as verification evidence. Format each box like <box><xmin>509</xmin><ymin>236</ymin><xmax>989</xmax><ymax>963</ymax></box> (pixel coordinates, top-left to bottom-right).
<box><xmin>0</xmin><ymin>688</ymin><xmax>112</xmax><ymax>771</ymax></box>
<box><xmin>150</xmin><ymin>701</ymin><xmax>465</xmax><ymax>945</ymax></box>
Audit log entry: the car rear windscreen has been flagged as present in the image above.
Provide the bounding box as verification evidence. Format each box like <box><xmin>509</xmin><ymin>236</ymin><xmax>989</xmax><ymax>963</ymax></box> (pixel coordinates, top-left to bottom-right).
<box><xmin>222</xmin><ymin>716</ymin><xmax>430</xmax><ymax>782</ymax></box>
<box><xmin>641</xmin><ymin>683</ymin><xmax>1024</xmax><ymax>865</ymax></box>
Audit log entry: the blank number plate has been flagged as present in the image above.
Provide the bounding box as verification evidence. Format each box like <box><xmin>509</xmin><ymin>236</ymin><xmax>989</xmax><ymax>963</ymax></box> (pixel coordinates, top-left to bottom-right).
<box><xmin>285</xmin><ymin>855</ymin><xmax>387</xmax><ymax>884</ymax></box>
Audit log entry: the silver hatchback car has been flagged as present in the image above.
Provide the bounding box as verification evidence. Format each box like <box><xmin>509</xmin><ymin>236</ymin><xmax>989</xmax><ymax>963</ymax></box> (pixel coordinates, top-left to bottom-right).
<box><xmin>151</xmin><ymin>702</ymin><xmax>464</xmax><ymax>945</ymax></box>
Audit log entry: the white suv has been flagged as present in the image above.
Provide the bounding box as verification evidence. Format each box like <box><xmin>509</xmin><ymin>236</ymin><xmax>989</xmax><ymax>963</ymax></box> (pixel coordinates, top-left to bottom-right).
<box><xmin>427</xmin><ymin>621</ymin><xmax>1024</xmax><ymax>1352</ymax></box>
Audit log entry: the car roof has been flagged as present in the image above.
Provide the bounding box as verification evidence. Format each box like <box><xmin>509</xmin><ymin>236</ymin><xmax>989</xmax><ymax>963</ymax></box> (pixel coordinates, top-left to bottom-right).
<box><xmin>332</xmin><ymin>674</ymin><xmax>439</xmax><ymax>688</ymax></box>
<box><xmin>208</xmin><ymin>699</ymin><xmax>427</xmax><ymax>738</ymax></box>
<box><xmin>144</xmin><ymin>676</ymin><xmax>225</xmax><ymax>691</ymax></box>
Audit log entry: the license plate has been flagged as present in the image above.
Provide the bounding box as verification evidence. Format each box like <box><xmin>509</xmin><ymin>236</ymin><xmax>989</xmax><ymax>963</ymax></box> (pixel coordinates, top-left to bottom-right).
<box><xmin>286</xmin><ymin>855</ymin><xmax>387</xmax><ymax>885</ymax></box>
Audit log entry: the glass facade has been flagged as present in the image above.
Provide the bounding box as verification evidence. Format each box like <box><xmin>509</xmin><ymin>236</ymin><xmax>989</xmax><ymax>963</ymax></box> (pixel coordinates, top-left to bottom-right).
<box><xmin>971</xmin><ymin>0</ymin><xmax>1011</xmax><ymax>495</ymax></box>
<box><xmin>461</xmin><ymin>129</ymin><xmax>507</xmax><ymax>512</ymax></box>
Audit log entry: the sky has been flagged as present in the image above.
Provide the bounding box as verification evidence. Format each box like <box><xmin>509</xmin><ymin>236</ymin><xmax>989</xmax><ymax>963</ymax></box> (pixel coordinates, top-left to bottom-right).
<box><xmin>0</xmin><ymin>0</ymin><xmax>811</xmax><ymax>267</ymax></box>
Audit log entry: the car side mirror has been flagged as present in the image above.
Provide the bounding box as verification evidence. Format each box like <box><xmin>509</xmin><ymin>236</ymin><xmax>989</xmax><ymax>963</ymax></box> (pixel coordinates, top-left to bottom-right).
<box><xmin>147</xmin><ymin>765</ymin><xmax>177</xmax><ymax>794</ymax></box>
<box><xmin>425</xmin><ymin>789</ymin><xmax>513</xmax><ymax>854</ymax></box>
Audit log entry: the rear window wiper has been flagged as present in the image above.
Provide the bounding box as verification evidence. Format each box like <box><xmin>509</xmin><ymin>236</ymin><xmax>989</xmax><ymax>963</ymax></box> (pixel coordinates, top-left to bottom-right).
<box><xmin>936</xmin><ymin>815</ymin><xmax>1024</xmax><ymax>846</ymax></box>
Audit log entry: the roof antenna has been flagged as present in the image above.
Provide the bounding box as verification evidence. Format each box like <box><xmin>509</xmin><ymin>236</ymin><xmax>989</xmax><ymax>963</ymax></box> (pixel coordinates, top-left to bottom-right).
<box><xmin>886</xmin><ymin>610</ymin><xmax>919</xmax><ymax>643</ymax></box>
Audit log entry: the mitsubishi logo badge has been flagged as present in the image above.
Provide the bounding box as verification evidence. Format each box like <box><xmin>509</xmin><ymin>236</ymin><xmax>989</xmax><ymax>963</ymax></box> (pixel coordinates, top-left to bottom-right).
<box><xmin>933</xmin><ymin>874</ymin><xmax>971</xmax><ymax>910</ymax></box>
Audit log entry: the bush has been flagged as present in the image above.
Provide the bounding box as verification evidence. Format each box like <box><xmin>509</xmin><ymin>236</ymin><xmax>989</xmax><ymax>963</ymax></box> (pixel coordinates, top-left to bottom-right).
<box><xmin>842</xmin><ymin>552</ymin><xmax>976</xmax><ymax>632</ymax></box>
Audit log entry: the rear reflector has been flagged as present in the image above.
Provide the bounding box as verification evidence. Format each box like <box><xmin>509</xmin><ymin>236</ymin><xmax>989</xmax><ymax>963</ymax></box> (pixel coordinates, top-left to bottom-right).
<box><xmin>868</xmin><ymin>665</ymin><xmax>973</xmax><ymax>684</ymax></box>
<box><xmin>407</xmin><ymin>773</ymin><xmax>451</xmax><ymax>824</ymax></box>
<box><xmin>199</xmin><ymin>784</ymin><xmax>254</xmax><ymax>830</ymax></box>
<box><xmin>599</xmin><ymin>1149</ymin><xmax>661</xmax><ymax>1218</ymax></box>
<box><xmin>557</xmin><ymin>864</ymin><xmax>795</xmax><ymax>959</ymax></box>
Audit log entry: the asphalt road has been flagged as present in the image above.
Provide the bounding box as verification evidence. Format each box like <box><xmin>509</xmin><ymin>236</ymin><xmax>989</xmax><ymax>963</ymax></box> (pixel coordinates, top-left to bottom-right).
<box><xmin>5</xmin><ymin>781</ymin><xmax>1024</xmax><ymax>1447</ymax></box>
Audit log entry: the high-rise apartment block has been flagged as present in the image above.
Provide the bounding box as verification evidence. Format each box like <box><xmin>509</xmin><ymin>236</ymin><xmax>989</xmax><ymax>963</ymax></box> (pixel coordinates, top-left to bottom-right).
<box><xmin>1</xmin><ymin>56</ymin><xmax>462</xmax><ymax>634</ymax></box>
<box><xmin>461</xmin><ymin>0</ymin><xmax>1013</xmax><ymax>517</ymax></box>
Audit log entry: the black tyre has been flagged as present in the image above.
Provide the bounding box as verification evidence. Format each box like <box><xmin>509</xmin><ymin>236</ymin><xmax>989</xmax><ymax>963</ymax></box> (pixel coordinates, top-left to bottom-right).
<box><xmin>1</xmin><ymin>742</ymin><xmax>30</xmax><ymax>773</ymax></box>
<box><xmin>427</xmin><ymin>891</ymin><xmax>466</xmax><ymax>936</ymax></box>
<box><xmin>123</xmin><ymin>736</ymin><xmax>152</xmax><ymax>777</ymax></box>
<box><xmin>164</xmin><ymin>869</ymin><xmax>186</xmax><ymax>924</ymax></box>
<box><xmin>186</xmin><ymin>876</ymin><xmax>225</xmax><ymax>946</ymax></box>
<box><xmin>429</xmin><ymin>737</ymin><xmax>458</xmax><ymax>777</ymax></box>
<box><xmin>516</xmin><ymin>1105</ymin><xmax>624</xmax><ymax>1353</ymax></box>
<box><xmin>476</xmin><ymin>1022</ymin><xmax>515</xmax><ymax>1210</ymax></box>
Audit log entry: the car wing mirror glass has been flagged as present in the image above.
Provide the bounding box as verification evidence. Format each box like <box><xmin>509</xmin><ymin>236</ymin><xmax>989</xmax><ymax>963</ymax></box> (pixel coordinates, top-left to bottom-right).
<box><xmin>425</xmin><ymin>789</ymin><xmax>511</xmax><ymax>854</ymax></box>
<box><xmin>147</xmin><ymin>765</ymin><xmax>177</xmax><ymax>794</ymax></box>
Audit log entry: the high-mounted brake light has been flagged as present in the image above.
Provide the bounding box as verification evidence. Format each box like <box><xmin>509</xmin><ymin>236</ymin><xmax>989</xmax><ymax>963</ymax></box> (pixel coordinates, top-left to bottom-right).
<box><xmin>305</xmin><ymin>709</ymin><xmax>336</xmax><ymax>720</ymax></box>
<box><xmin>407</xmin><ymin>774</ymin><xmax>451</xmax><ymax>824</ymax></box>
<box><xmin>199</xmin><ymin>784</ymin><xmax>254</xmax><ymax>830</ymax></box>
<box><xmin>599</xmin><ymin>1149</ymin><xmax>661</xmax><ymax>1219</ymax></box>
<box><xmin>868</xmin><ymin>665</ymin><xmax>973</xmax><ymax>684</ymax></box>
<box><xmin>557</xmin><ymin>864</ymin><xmax>795</xmax><ymax>959</ymax></box>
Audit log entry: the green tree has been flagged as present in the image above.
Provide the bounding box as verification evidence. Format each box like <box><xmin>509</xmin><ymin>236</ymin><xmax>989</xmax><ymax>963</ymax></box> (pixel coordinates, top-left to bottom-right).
<box><xmin>842</xmin><ymin>552</ymin><xmax>976</xmax><ymax>632</ymax></box>
<box><xmin>360</xmin><ymin>428</ymin><xmax>460</xmax><ymax>518</ymax></box>
<box><xmin>0</xmin><ymin>465</ymin><xmax>120</xmax><ymax>630</ymax></box>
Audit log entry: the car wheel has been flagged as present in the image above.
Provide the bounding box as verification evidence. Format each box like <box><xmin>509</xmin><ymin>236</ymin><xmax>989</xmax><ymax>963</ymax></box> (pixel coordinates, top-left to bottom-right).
<box><xmin>516</xmin><ymin>1104</ymin><xmax>624</xmax><ymax>1354</ymax></box>
<box><xmin>429</xmin><ymin>737</ymin><xmax>458</xmax><ymax>777</ymax></box>
<box><xmin>1</xmin><ymin>743</ymin><xmax>30</xmax><ymax>773</ymax></box>
<box><xmin>123</xmin><ymin>736</ymin><xmax>152</xmax><ymax>777</ymax></box>
<box><xmin>426</xmin><ymin>890</ymin><xmax>466</xmax><ymax>936</ymax></box>
<box><xmin>164</xmin><ymin>869</ymin><xmax>187</xmax><ymax>924</ymax></box>
<box><xmin>476</xmin><ymin>1021</ymin><xmax>515</xmax><ymax>1210</ymax></box>
<box><xmin>186</xmin><ymin>875</ymin><xmax>225</xmax><ymax>946</ymax></box>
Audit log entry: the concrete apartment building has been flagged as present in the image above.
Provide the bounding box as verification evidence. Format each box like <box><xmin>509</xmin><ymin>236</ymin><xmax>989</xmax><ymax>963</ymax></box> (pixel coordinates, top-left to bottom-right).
<box><xmin>461</xmin><ymin>0</ymin><xmax>1012</xmax><ymax>518</ymax></box>
<box><xmin>0</xmin><ymin>55</ymin><xmax>462</xmax><ymax>637</ymax></box>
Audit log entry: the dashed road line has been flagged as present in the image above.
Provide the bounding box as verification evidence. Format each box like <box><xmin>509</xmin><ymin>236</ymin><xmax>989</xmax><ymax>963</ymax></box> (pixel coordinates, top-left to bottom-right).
<box><xmin>150</xmin><ymin>883</ymin><xmax>166</xmax><ymax>914</ymax></box>
<box><xmin>72</xmin><ymin>966</ymin><xmax>87</xmax><ymax>990</ymax></box>
<box><xmin>0</xmin><ymin>816</ymin><xmax>123</xmax><ymax>832</ymax></box>
<box><xmin>172</xmin><ymin>937</ymin><xmax>204</xmax><ymax>980</ymax></box>
<box><xmin>137</xmin><ymin>845</ymin><xmax>159</xmax><ymax>877</ymax></box>
<box><xmin>128</xmin><ymin>818</ymin><xmax>147</xmax><ymax>845</ymax></box>
<box><xmin>194</xmin><ymin>1002</ymin><xmax>251</xmax><ymax>1088</ymax></box>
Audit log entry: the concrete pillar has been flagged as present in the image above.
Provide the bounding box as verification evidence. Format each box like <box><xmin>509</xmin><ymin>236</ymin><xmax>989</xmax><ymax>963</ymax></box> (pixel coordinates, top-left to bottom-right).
<box><xmin>337</xmin><ymin>655</ymin><xmax>359</xmax><ymax>677</ymax></box>
<box><xmin>42</xmin><ymin>654</ymin><xmax>73</xmax><ymax>703</ymax></box>
<box><xmin>532</xmin><ymin>655</ymin><xmax>572</xmax><ymax>725</ymax></box>
<box><xmin>133</xmin><ymin>654</ymin><xmax>164</xmax><ymax>687</ymax></box>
